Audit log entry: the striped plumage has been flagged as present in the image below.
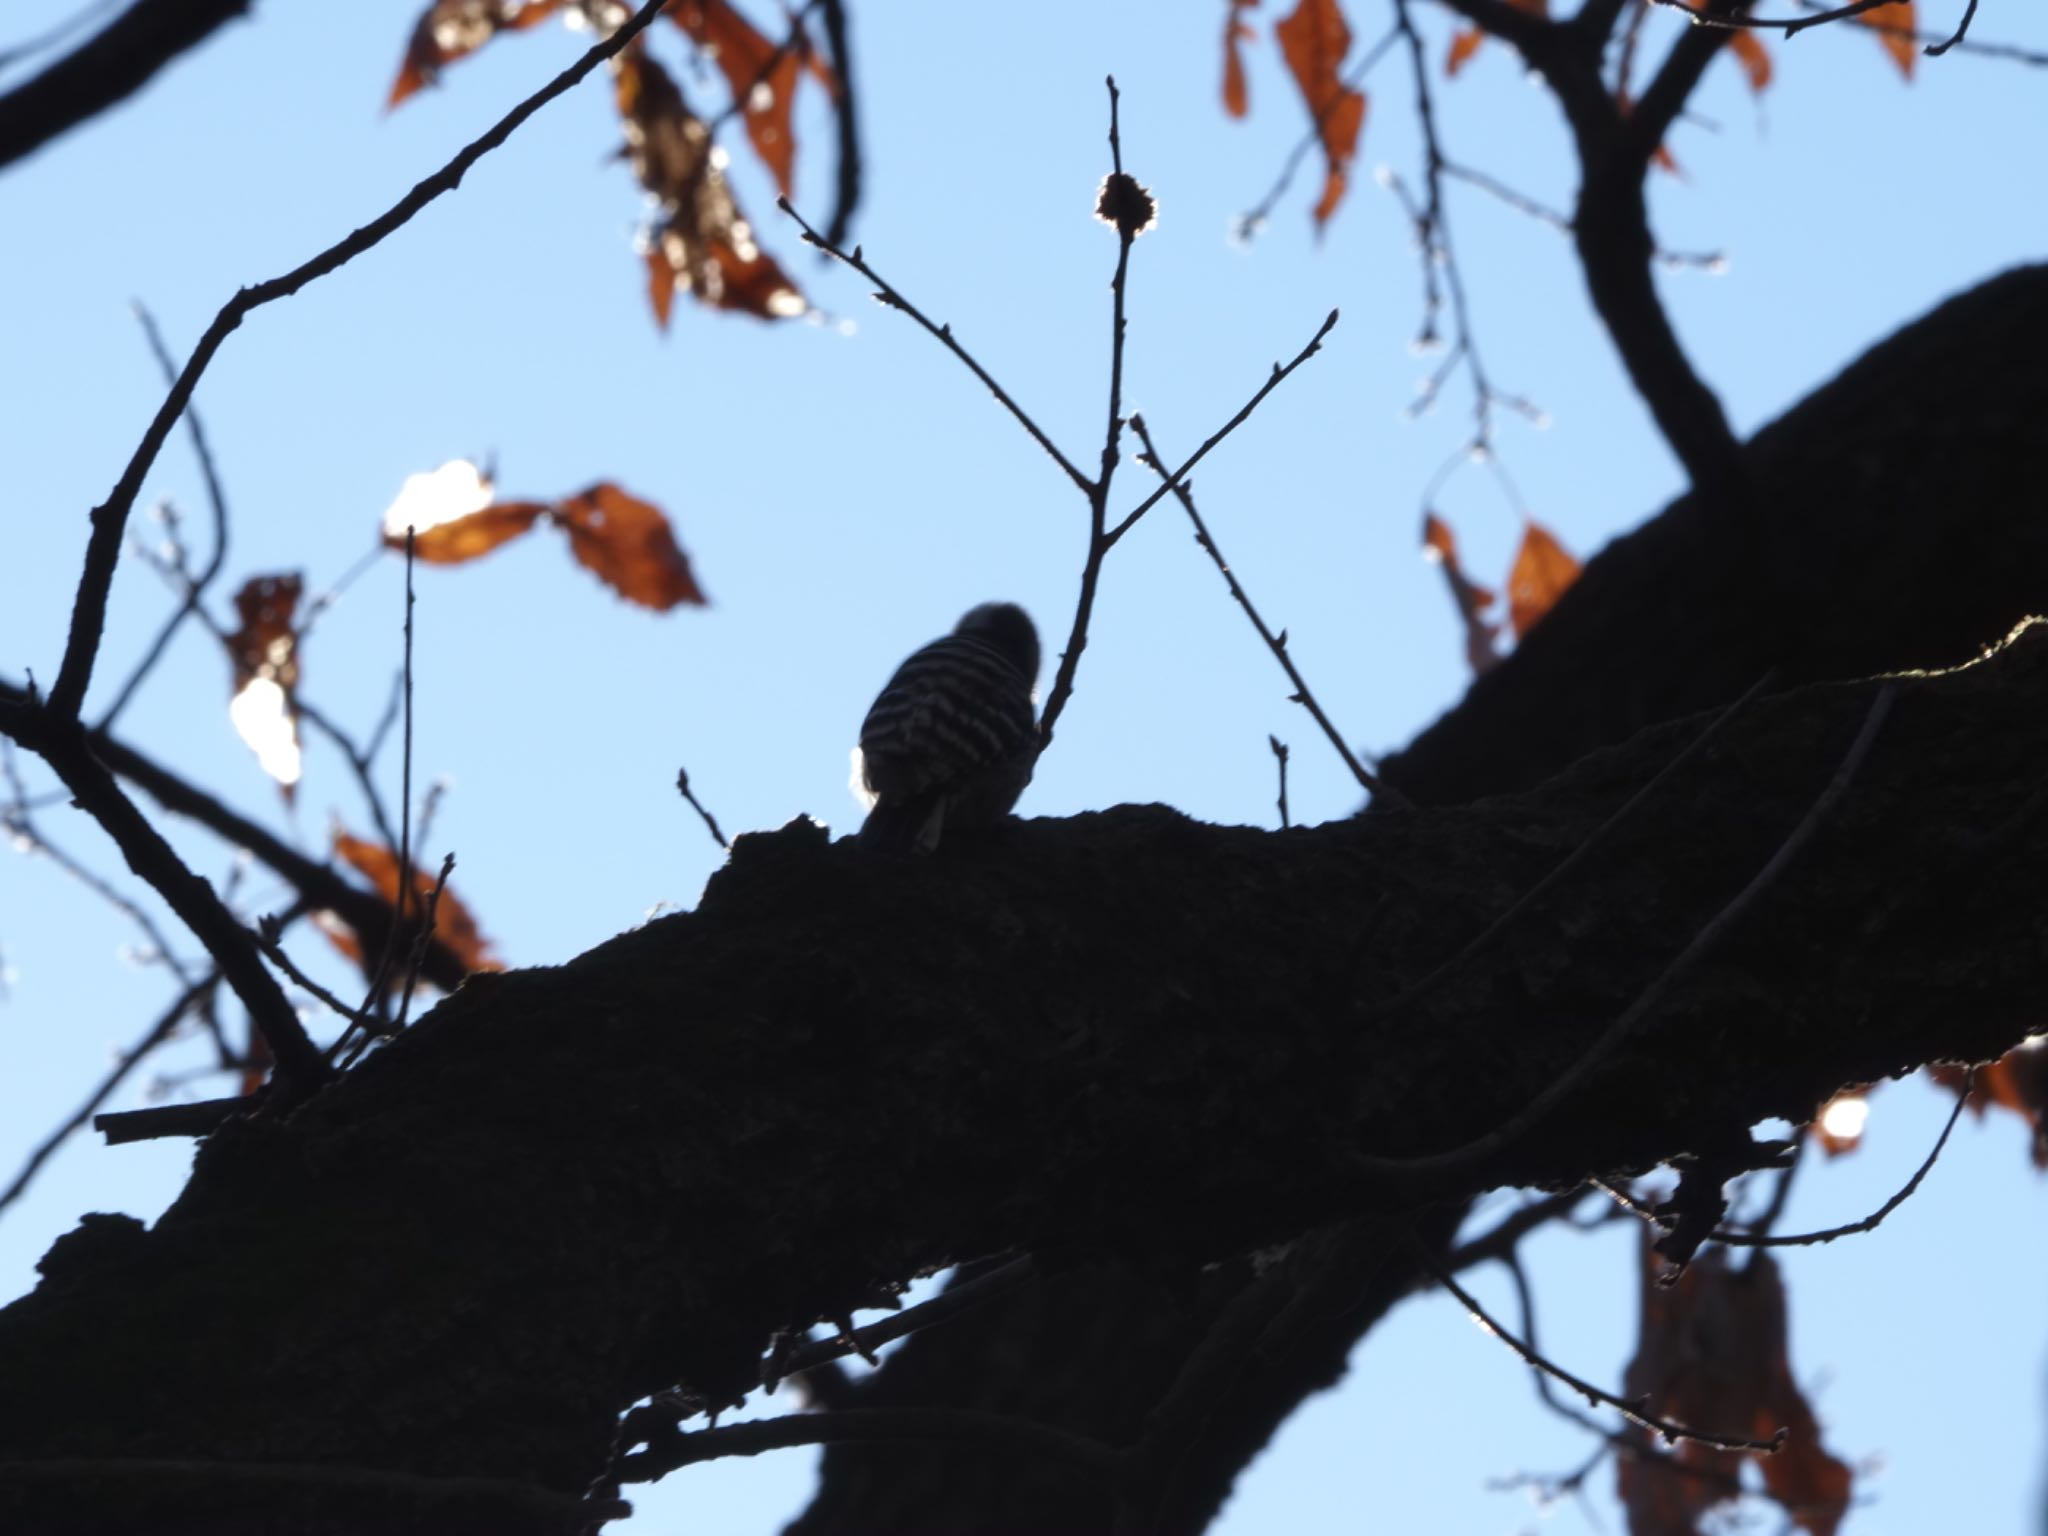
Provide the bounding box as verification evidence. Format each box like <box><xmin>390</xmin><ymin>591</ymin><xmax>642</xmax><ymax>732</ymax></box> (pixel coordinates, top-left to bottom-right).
<box><xmin>856</xmin><ymin>603</ymin><xmax>1040</xmax><ymax>853</ymax></box>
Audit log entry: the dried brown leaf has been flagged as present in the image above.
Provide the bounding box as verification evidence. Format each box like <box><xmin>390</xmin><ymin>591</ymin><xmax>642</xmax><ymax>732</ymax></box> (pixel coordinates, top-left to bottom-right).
<box><xmin>1506</xmin><ymin>519</ymin><xmax>1581</xmax><ymax>638</ymax></box>
<box><xmin>1223</xmin><ymin>0</ymin><xmax>1260</xmax><ymax>118</ymax></box>
<box><xmin>388</xmin><ymin>0</ymin><xmax>563</xmax><ymax>109</ymax></box>
<box><xmin>392</xmin><ymin>503</ymin><xmax>549</xmax><ymax>564</ymax></box>
<box><xmin>1620</xmin><ymin>1236</ymin><xmax>1852</xmax><ymax>1536</ymax></box>
<box><xmin>1275</xmin><ymin>0</ymin><xmax>1368</xmax><ymax>228</ymax></box>
<box><xmin>666</xmin><ymin>0</ymin><xmax>812</xmax><ymax>194</ymax></box>
<box><xmin>333</xmin><ymin>829</ymin><xmax>500</xmax><ymax>976</ymax></box>
<box><xmin>615</xmin><ymin>46</ymin><xmax>807</xmax><ymax>321</ymax></box>
<box><xmin>224</xmin><ymin>574</ymin><xmax>305</xmax><ymax>797</ymax></box>
<box><xmin>1728</xmin><ymin>30</ymin><xmax>1774</xmax><ymax>94</ymax></box>
<box><xmin>1856</xmin><ymin>0</ymin><xmax>1918</xmax><ymax>79</ymax></box>
<box><xmin>1421</xmin><ymin>513</ymin><xmax>1500</xmax><ymax>676</ymax></box>
<box><xmin>557</xmin><ymin>482</ymin><xmax>708</xmax><ymax>610</ymax></box>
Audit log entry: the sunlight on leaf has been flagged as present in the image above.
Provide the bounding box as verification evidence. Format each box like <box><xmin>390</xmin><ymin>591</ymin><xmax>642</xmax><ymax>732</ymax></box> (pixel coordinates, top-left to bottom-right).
<box><xmin>223</xmin><ymin>574</ymin><xmax>306</xmax><ymax>798</ymax></box>
<box><xmin>382</xmin><ymin>459</ymin><xmax>497</xmax><ymax>539</ymax></box>
<box><xmin>388</xmin><ymin>0</ymin><xmax>564</xmax><ymax>108</ymax></box>
<box><xmin>1814</xmin><ymin>1090</ymin><xmax>1869</xmax><ymax>1155</ymax></box>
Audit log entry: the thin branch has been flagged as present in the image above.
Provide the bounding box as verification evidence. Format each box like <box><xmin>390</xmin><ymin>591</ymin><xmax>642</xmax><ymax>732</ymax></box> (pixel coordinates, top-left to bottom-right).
<box><xmin>348</xmin><ymin>530</ymin><xmax>421</xmax><ymax>1034</ymax></box>
<box><xmin>0</xmin><ymin>677</ymin><xmax>467</xmax><ymax>991</ymax></box>
<box><xmin>1411</xmin><ymin>1236</ymin><xmax>1785</xmax><ymax>1453</ymax></box>
<box><xmin>1364</xmin><ymin>670</ymin><xmax>1778</xmax><ymax>1023</ymax></box>
<box><xmin>44</xmin><ymin>0</ymin><xmax>671</xmax><ymax>723</ymax></box>
<box><xmin>0</xmin><ymin>0</ymin><xmax>127</xmax><ymax>74</ymax></box>
<box><xmin>1128</xmin><ymin>413</ymin><xmax>1407</xmax><ymax>808</ymax></box>
<box><xmin>675</xmin><ymin>766</ymin><xmax>730</xmax><ymax>851</ymax></box>
<box><xmin>816</xmin><ymin>0</ymin><xmax>863</xmax><ymax>247</ymax></box>
<box><xmin>97</xmin><ymin>303</ymin><xmax>232</xmax><ymax>731</ymax></box>
<box><xmin>1235</xmin><ymin>23</ymin><xmax>1400</xmax><ymax>241</ymax></box>
<box><xmin>0</xmin><ymin>704</ymin><xmax>329</xmax><ymax>1097</ymax></box>
<box><xmin>1444</xmin><ymin>1186</ymin><xmax>1596</xmax><ymax>1273</ymax></box>
<box><xmin>616</xmin><ymin>1404</ymin><xmax>1121</xmax><ymax>1484</ymax></box>
<box><xmin>777</xmin><ymin>196</ymin><xmax>1092</xmax><ymax>498</ymax></box>
<box><xmin>391</xmin><ymin>853</ymin><xmax>454</xmax><ymax>1039</ymax></box>
<box><xmin>1649</xmin><ymin>0</ymin><xmax>1907</xmax><ymax>33</ymax></box>
<box><xmin>1817</xmin><ymin>0</ymin><xmax>2048</xmax><ymax>62</ymax></box>
<box><xmin>0</xmin><ymin>0</ymin><xmax>247</xmax><ymax>173</ymax></box>
<box><xmin>1604</xmin><ymin>1067</ymin><xmax>1976</xmax><ymax>1249</ymax></box>
<box><xmin>1101</xmin><ymin>308</ymin><xmax>1340</xmax><ymax>547</ymax></box>
<box><xmin>253</xmin><ymin>916</ymin><xmax>366</xmax><ymax>1031</ymax></box>
<box><xmin>1924</xmin><ymin>0</ymin><xmax>1979</xmax><ymax>55</ymax></box>
<box><xmin>1035</xmin><ymin>77</ymin><xmax>1140</xmax><ymax>752</ymax></box>
<box><xmin>1355</xmin><ymin>681</ymin><xmax>1897</xmax><ymax>1179</ymax></box>
<box><xmin>297</xmin><ymin>700</ymin><xmax>404</xmax><ymax>859</ymax></box>
<box><xmin>773</xmin><ymin>1255</ymin><xmax>1040</xmax><ymax>1383</ymax></box>
<box><xmin>0</xmin><ymin>971</ymin><xmax>218</xmax><ymax>1218</ymax></box>
<box><xmin>1269</xmin><ymin>735</ymin><xmax>1291</xmax><ymax>830</ymax></box>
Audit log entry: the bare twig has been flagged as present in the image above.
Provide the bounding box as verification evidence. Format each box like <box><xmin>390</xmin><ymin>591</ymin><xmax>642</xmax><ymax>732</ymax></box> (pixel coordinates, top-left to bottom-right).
<box><xmin>1924</xmin><ymin>0</ymin><xmax>1979</xmax><ymax>54</ymax></box>
<box><xmin>252</xmin><ymin>916</ymin><xmax>367</xmax><ymax>1031</ymax></box>
<box><xmin>772</xmin><ymin>1255</ymin><xmax>1040</xmax><ymax>1383</ymax></box>
<box><xmin>1412</xmin><ymin>1235</ymin><xmax>1785</xmax><ymax>1453</ymax></box>
<box><xmin>1356</xmin><ymin>681</ymin><xmax>1896</xmax><ymax>1179</ymax></box>
<box><xmin>1235</xmin><ymin>23</ymin><xmax>1401</xmax><ymax>241</ymax></box>
<box><xmin>1036</xmin><ymin>77</ymin><xmax>1141</xmax><ymax>752</ymax></box>
<box><xmin>675</xmin><ymin>767</ymin><xmax>730</xmax><ymax>851</ymax></box>
<box><xmin>778</xmin><ymin>196</ymin><xmax>1092</xmax><ymax>497</ymax></box>
<box><xmin>1268</xmin><ymin>735</ymin><xmax>1291</xmax><ymax>829</ymax></box>
<box><xmin>43</xmin><ymin>0</ymin><xmax>670</xmax><ymax>723</ymax></box>
<box><xmin>98</xmin><ymin>303</ymin><xmax>232</xmax><ymax>731</ymax></box>
<box><xmin>297</xmin><ymin>700</ymin><xmax>404</xmax><ymax>859</ymax></box>
<box><xmin>0</xmin><ymin>971</ymin><xmax>218</xmax><ymax>1218</ymax></box>
<box><xmin>1101</xmin><ymin>309</ymin><xmax>1341</xmax><ymax>547</ymax></box>
<box><xmin>1649</xmin><ymin>0</ymin><xmax>1908</xmax><ymax>34</ymax></box>
<box><xmin>1815</xmin><ymin>0</ymin><xmax>2048</xmax><ymax>61</ymax></box>
<box><xmin>1444</xmin><ymin>1186</ymin><xmax>1597</xmax><ymax>1272</ymax></box>
<box><xmin>1128</xmin><ymin>414</ymin><xmax>1407</xmax><ymax>808</ymax></box>
<box><xmin>391</xmin><ymin>853</ymin><xmax>455</xmax><ymax>1040</ymax></box>
<box><xmin>1602</xmin><ymin>1067</ymin><xmax>1976</xmax><ymax>1249</ymax></box>
<box><xmin>817</xmin><ymin>0</ymin><xmax>864</xmax><ymax>246</ymax></box>
<box><xmin>616</xmin><ymin>1403</ymin><xmax>1120</xmax><ymax>1484</ymax></box>
<box><xmin>353</xmin><ymin>529</ymin><xmax>420</xmax><ymax>1025</ymax></box>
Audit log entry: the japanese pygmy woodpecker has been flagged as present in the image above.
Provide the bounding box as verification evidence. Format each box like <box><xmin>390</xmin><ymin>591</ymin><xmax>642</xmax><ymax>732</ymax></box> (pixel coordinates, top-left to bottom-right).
<box><xmin>853</xmin><ymin>602</ymin><xmax>1040</xmax><ymax>853</ymax></box>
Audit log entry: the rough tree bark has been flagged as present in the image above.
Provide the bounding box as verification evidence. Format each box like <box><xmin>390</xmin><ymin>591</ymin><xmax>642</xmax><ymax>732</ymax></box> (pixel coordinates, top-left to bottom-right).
<box><xmin>786</xmin><ymin>262</ymin><xmax>2048</xmax><ymax>1535</ymax></box>
<box><xmin>0</xmin><ymin>597</ymin><xmax>2045</xmax><ymax>1530</ymax></box>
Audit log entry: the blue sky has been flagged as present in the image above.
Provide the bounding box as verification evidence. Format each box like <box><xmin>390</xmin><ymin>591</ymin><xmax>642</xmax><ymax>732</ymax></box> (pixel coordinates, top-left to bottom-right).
<box><xmin>2</xmin><ymin>1</ymin><xmax>2045</xmax><ymax>1531</ymax></box>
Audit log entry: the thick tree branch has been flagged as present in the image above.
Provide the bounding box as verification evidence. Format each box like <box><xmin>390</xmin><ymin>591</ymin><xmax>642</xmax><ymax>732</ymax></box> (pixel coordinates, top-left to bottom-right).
<box><xmin>0</xmin><ymin>677</ymin><xmax>467</xmax><ymax>992</ymax></box>
<box><xmin>1</xmin><ymin>625</ymin><xmax>2043</xmax><ymax>1531</ymax></box>
<box><xmin>0</xmin><ymin>0</ymin><xmax>249</xmax><ymax>174</ymax></box>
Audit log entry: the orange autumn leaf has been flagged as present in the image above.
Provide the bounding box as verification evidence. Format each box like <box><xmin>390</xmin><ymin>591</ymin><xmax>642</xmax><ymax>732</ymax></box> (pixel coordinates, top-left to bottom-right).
<box><xmin>404</xmin><ymin>502</ymin><xmax>549</xmax><ymax>564</ymax></box>
<box><xmin>615</xmin><ymin>46</ymin><xmax>807</xmax><ymax>323</ymax></box>
<box><xmin>556</xmin><ymin>483</ymin><xmax>707</xmax><ymax>610</ymax></box>
<box><xmin>380</xmin><ymin>471</ymin><xmax>705</xmax><ymax>611</ymax></box>
<box><xmin>1275</xmin><ymin>0</ymin><xmax>1368</xmax><ymax>228</ymax></box>
<box><xmin>388</xmin><ymin>0</ymin><xmax>563</xmax><ymax>109</ymax></box>
<box><xmin>1420</xmin><ymin>513</ymin><xmax>1500</xmax><ymax>676</ymax></box>
<box><xmin>1854</xmin><ymin>0</ymin><xmax>1918</xmax><ymax>79</ymax></box>
<box><xmin>1445</xmin><ymin>28</ymin><xmax>1483</xmax><ymax>77</ymax></box>
<box><xmin>1931</xmin><ymin>1042</ymin><xmax>2048</xmax><ymax>1166</ymax></box>
<box><xmin>1620</xmin><ymin>1235</ymin><xmax>1853</xmax><ymax>1536</ymax></box>
<box><xmin>665</xmin><ymin>0</ymin><xmax>822</xmax><ymax>195</ymax></box>
<box><xmin>1506</xmin><ymin>519</ymin><xmax>1581</xmax><ymax>638</ymax></box>
<box><xmin>332</xmin><ymin>829</ymin><xmax>500</xmax><ymax>976</ymax></box>
<box><xmin>223</xmin><ymin>573</ymin><xmax>305</xmax><ymax>797</ymax></box>
<box><xmin>1729</xmin><ymin>30</ymin><xmax>1773</xmax><ymax>94</ymax></box>
<box><xmin>1223</xmin><ymin>0</ymin><xmax>1260</xmax><ymax>118</ymax></box>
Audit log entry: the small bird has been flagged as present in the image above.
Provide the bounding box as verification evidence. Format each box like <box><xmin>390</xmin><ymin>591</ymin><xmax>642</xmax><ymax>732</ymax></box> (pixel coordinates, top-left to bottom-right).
<box><xmin>854</xmin><ymin>602</ymin><xmax>1041</xmax><ymax>853</ymax></box>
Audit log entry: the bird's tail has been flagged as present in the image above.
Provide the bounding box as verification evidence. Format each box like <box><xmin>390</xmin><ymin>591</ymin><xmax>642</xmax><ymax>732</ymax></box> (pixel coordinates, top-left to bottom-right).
<box><xmin>859</xmin><ymin>797</ymin><xmax>944</xmax><ymax>855</ymax></box>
